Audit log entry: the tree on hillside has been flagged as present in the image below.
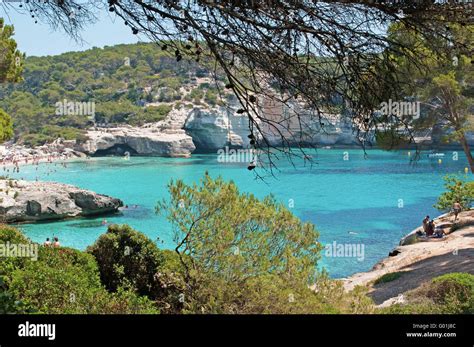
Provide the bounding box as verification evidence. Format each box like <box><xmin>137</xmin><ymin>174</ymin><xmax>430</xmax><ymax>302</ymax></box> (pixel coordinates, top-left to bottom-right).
<box><xmin>0</xmin><ymin>18</ymin><xmax>23</xmax><ymax>141</ymax></box>
<box><xmin>389</xmin><ymin>22</ymin><xmax>474</xmax><ymax>172</ymax></box>
<box><xmin>3</xmin><ymin>1</ymin><xmax>473</xmax><ymax>169</ymax></box>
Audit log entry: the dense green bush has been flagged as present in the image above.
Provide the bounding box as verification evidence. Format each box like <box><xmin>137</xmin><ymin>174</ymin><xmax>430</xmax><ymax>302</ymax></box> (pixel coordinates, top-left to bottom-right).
<box><xmin>380</xmin><ymin>273</ymin><xmax>474</xmax><ymax>314</ymax></box>
<box><xmin>0</xmin><ymin>225</ymin><xmax>32</xmax><ymax>280</ymax></box>
<box><xmin>7</xmin><ymin>246</ymin><xmax>158</xmax><ymax>314</ymax></box>
<box><xmin>0</xmin><ymin>108</ymin><xmax>13</xmax><ymax>143</ymax></box>
<box><xmin>87</xmin><ymin>224</ymin><xmax>164</xmax><ymax>294</ymax></box>
<box><xmin>19</xmin><ymin>126</ymin><xmax>86</xmax><ymax>146</ymax></box>
<box><xmin>429</xmin><ymin>273</ymin><xmax>474</xmax><ymax>313</ymax></box>
<box><xmin>375</xmin><ymin>128</ymin><xmax>410</xmax><ymax>150</ymax></box>
<box><xmin>87</xmin><ymin>224</ymin><xmax>185</xmax><ymax>312</ymax></box>
<box><xmin>0</xmin><ymin>276</ymin><xmax>34</xmax><ymax>314</ymax></box>
<box><xmin>435</xmin><ymin>175</ymin><xmax>474</xmax><ymax>212</ymax></box>
<box><xmin>0</xmin><ymin>226</ymin><xmax>158</xmax><ymax>314</ymax></box>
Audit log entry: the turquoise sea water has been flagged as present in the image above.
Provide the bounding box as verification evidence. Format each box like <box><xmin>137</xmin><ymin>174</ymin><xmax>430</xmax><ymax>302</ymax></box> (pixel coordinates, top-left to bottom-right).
<box><xmin>6</xmin><ymin>149</ymin><xmax>471</xmax><ymax>278</ymax></box>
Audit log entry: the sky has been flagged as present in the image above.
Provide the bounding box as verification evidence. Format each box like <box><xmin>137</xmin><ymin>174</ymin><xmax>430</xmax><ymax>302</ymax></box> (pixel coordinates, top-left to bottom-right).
<box><xmin>1</xmin><ymin>5</ymin><xmax>149</xmax><ymax>57</ymax></box>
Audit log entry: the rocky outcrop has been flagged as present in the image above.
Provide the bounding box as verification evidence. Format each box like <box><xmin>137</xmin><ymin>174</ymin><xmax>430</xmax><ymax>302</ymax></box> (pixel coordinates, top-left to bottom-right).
<box><xmin>0</xmin><ymin>179</ymin><xmax>123</xmax><ymax>223</ymax></box>
<box><xmin>184</xmin><ymin>107</ymin><xmax>251</xmax><ymax>151</ymax></box>
<box><xmin>59</xmin><ymin>100</ymin><xmax>474</xmax><ymax>158</ymax></box>
<box><xmin>342</xmin><ymin>210</ymin><xmax>474</xmax><ymax>306</ymax></box>
<box><xmin>77</xmin><ymin>119</ymin><xmax>196</xmax><ymax>157</ymax></box>
<box><xmin>75</xmin><ymin>106</ymin><xmax>251</xmax><ymax>156</ymax></box>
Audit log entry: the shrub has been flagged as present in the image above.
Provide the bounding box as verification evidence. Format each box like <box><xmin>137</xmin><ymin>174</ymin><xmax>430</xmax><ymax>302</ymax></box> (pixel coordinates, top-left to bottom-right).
<box><xmin>7</xmin><ymin>246</ymin><xmax>158</xmax><ymax>314</ymax></box>
<box><xmin>380</xmin><ymin>272</ymin><xmax>474</xmax><ymax>314</ymax></box>
<box><xmin>428</xmin><ymin>273</ymin><xmax>474</xmax><ymax>313</ymax></box>
<box><xmin>435</xmin><ymin>175</ymin><xmax>474</xmax><ymax>212</ymax></box>
<box><xmin>156</xmin><ymin>174</ymin><xmax>375</xmax><ymax>314</ymax></box>
<box><xmin>87</xmin><ymin>224</ymin><xmax>185</xmax><ymax>313</ymax></box>
<box><xmin>0</xmin><ymin>224</ymin><xmax>32</xmax><ymax>278</ymax></box>
<box><xmin>376</xmin><ymin>129</ymin><xmax>410</xmax><ymax>150</ymax></box>
<box><xmin>0</xmin><ymin>226</ymin><xmax>158</xmax><ymax>314</ymax></box>
<box><xmin>0</xmin><ymin>224</ymin><xmax>29</xmax><ymax>244</ymax></box>
<box><xmin>8</xmin><ymin>246</ymin><xmax>102</xmax><ymax>313</ymax></box>
<box><xmin>0</xmin><ymin>108</ymin><xmax>13</xmax><ymax>143</ymax></box>
<box><xmin>89</xmin><ymin>225</ymin><xmax>185</xmax><ymax>306</ymax></box>
<box><xmin>0</xmin><ymin>276</ymin><xmax>34</xmax><ymax>314</ymax></box>
<box><xmin>87</xmin><ymin>224</ymin><xmax>164</xmax><ymax>294</ymax></box>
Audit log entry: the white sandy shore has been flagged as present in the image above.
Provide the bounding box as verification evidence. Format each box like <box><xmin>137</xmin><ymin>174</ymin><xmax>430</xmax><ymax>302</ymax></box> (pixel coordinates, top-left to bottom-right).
<box><xmin>0</xmin><ymin>142</ymin><xmax>86</xmax><ymax>170</ymax></box>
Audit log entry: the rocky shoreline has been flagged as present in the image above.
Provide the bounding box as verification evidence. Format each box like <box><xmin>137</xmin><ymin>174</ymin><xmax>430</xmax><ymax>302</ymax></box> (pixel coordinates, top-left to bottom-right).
<box><xmin>0</xmin><ymin>179</ymin><xmax>123</xmax><ymax>223</ymax></box>
<box><xmin>2</xmin><ymin>104</ymin><xmax>473</xmax><ymax>163</ymax></box>
<box><xmin>342</xmin><ymin>209</ymin><xmax>474</xmax><ymax>306</ymax></box>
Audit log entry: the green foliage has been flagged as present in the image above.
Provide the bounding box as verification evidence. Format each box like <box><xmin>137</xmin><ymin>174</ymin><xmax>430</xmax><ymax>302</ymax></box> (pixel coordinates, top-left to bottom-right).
<box><xmin>0</xmin><ymin>18</ymin><xmax>24</xmax><ymax>84</ymax></box>
<box><xmin>435</xmin><ymin>175</ymin><xmax>474</xmax><ymax>212</ymax></box>
<box><xmin>185</xmin><ymin>88</ymin><xmax>204</xmax><ymax>103</ymax></box>
<box><xmin>0</xmin><ymin>225</ymin><xmax>158</xmax><ymax>314</ymax></box>
<box><xmin>374</xmin><ymin>272</ymin><xmax>404</xmax><ymax>285</ymax></box>
<box><xmin>155</xmin><ymin>174</ymin><xmax>374</xmax><ymax>313</ymax></box>
<box><xmin>157</xmin><ymin>173</ymin><xmax>322</xmax><ymax>282</ymax></box>
<box><xmin>87</xmin><ymin>224</ymin><xmax>184</xmax><ymax>312</ymax></box>
<box><xmin>204</xmin><ymin>89</ymin><xmax>218</xmax><ymax>106</ymax></box>
<box><xmin>0</xmin><ymin>276</ymin><xmax>34</xmax><ymax>314</ymax></box>
<box><xmin>20</xmin><ymin>126</ymin><xmax>85</xmax><ymax>147</ymax></box>
<box><xmin>380</xmin><ymin>273</ymin><xmax>474</xmax><ymax>314</ymax></box>
<box><xmin>0</xmin><ymin>224</ymin><xmax>31</xmax><ymax>277</ymax></box>
<box><xmin>0</xmin><ymin>18</ymin><xmax>23</xmax><ymax>142</ymax></box>
<box><xmin>8</xmin><ymin>247</ymin><xmax>105</xmax><ymax>314</ymax></box>
<box><xmin>0</xmin><ymin>224</ymin><xmax>29</xmax><ymax>244</ymax></box>
<box><xmin>0</xmin><ymin>42</ymin><xmax>216</xmax><ymax>143</ymax></box>
<box><xmin>87</xmin><ymin>224</ymin><xmax>164</xmax><ymax>294</ymax></box>
<box><xmin>388</xmin><ymin>23</ymin><xmax>474</xmax><ymax>169</ymax></box>
<box><xmin>129</xmin><ymin>105</ymin><xmax>171</xmax><ymax>125</ymax></box>
<box><xmin>0</xmin><ymin>108</ymin><xmax>13</xmax><ymax>142</ymax></box>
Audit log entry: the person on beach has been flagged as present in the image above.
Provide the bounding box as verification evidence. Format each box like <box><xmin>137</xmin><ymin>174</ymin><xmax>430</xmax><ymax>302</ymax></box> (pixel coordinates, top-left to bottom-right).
<box><xmin>426</xmin><ymin>220</ymin><xmax>435</xmax><ymax>237</ymax></box>
<box><xmin>44</xmin><ymin>238</ymin><xmax>51</xmax><ymax>247</ymax></box>
<box><xmin>422</xmin><ymin>215</ymin><xmax>430</xmax><ymax>234</ymax></box>
<box><xmin>52</xmin><ymin>237</ymin><xmax>60</xmax><ymax>248</ymax></box>
<box><xmin>434</xmin><ymin>224</ymin><xmax>444</xmax><ymax>238</ymax></box>
<box><xmin>453</xmin><ymin>201</ymin><xmax>462</xmax><ymax>221</ymax></box>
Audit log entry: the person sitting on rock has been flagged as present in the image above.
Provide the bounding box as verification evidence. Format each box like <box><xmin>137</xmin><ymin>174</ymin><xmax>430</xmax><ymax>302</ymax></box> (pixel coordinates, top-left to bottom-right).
<box><xmin>426</xmin><ymin>220</ymin><xmax>435</xmax><ymax>237</ymax></box>
<box><xmin>434</xmin><ymin>225</ymin><xmax>444</xmax><ymax>238</ymax></box>
<box><xmin>422</xmin><ymin>215</ymin><xmax>430</xmax><ymax>235</ymax></box>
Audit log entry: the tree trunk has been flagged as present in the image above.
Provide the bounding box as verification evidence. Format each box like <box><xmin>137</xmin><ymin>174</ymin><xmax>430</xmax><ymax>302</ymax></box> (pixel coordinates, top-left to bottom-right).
<box><xmin>459</xmin><ymin>132</ymin><xmax>474</xmax><ymax>173</ymax></box>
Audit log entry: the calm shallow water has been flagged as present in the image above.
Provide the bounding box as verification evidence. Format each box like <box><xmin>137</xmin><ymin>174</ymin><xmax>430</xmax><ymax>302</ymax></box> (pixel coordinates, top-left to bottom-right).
<box><xmin>7</xmin><ymin>149</ymin><xmax>470</xmax><ymax>278</ymax></box>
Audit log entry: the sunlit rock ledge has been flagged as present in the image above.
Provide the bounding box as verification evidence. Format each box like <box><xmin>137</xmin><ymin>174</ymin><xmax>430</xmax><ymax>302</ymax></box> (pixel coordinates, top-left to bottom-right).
<box><xmin>342</xmin><ymin>209</ymin><xmax>474</xmax><ymax>306</ymax></box>
<box><xmin>0</xmin><ymin>179</ymin><xmax>123</xmax><ymax>223</ymax></box>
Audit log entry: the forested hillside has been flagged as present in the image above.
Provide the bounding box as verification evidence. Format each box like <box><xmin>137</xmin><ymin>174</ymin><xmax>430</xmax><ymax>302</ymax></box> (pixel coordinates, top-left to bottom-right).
<box><xmin>0</xmin><ymin>42</ymin><xmax>227</xmax><ymax>146</ymax></box>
